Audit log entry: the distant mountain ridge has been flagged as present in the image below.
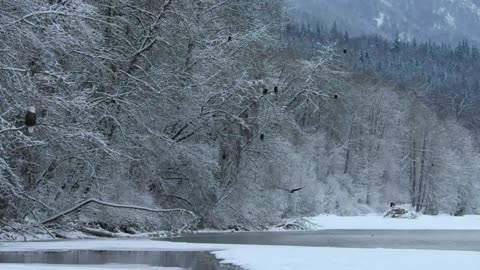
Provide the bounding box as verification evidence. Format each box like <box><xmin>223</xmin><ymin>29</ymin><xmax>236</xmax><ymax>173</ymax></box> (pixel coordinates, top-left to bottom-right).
<box><xmin>290</xmin><ymin>0</ymin><xmax>480</xmax><ymax>45</ymax></box>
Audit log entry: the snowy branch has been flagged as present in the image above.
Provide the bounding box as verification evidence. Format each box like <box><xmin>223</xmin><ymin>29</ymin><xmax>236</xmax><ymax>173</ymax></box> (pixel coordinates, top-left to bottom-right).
<box><xmin>41</xmin><ymin>198</ymin><xmax>197</xmax><ymax>224</ymax></box>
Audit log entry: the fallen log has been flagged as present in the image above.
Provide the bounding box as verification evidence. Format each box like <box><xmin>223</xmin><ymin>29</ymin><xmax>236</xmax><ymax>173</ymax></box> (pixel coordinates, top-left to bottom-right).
<box><xmin>78</xmin><ymin>227</ymin><xmax>116</xmax><ymax>238</ymax></box>
<box><xmin>41</xmin><ymin>198</ymin><xmax>197</xmax><ymax>224</ymax></box>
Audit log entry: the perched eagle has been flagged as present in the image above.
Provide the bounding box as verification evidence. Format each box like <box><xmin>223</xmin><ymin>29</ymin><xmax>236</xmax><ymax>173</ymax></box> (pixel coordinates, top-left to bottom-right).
<box><xmin>28</xmin><ymin>60</ymin><xmax>39</xmax><ymax>75</ymax></box>
<box><xmin>25</xmin><ymin>106</ymin><xmax>36</xmax><ymax>134</ymax></box>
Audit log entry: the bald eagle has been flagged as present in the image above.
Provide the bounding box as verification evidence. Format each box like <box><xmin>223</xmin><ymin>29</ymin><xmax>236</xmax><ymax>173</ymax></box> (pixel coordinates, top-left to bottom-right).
<box><xmin>278</xmin><ymin>187</ymin><xmax>305</xmax><ymax>194</ymax></box>
<box><xmin>25</xmin><ymin>106</ymin><xmax>36</xmax><ymax>134</ymax></box>
<box><xmin>28</xmin><ymin>60</ymin><xmax>39</xmax><ymax>75</ymax></box>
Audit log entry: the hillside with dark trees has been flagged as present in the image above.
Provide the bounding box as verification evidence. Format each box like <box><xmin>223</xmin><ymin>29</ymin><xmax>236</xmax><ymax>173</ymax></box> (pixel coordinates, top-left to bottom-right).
<box><xmin>287</xmin><ymin>22</ymin><xmax>480</xmax><ymax>131</ymax></box>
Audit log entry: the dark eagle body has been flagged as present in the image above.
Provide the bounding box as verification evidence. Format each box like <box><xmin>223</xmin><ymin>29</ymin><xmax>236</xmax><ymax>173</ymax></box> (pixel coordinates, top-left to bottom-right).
<box><xmin>25</xmin><ymin>106</ymin><xmax>36</xmax><ymax>134</ymax></box>
<box><xmin>288</xmin><ymin>187</ymin><xmax>304</xmax><ymax>193</ymax></box>
<box><xmin>278</xmin><ymin>186</ymin><xmax>305</xmax><ymax>194</ymax></box>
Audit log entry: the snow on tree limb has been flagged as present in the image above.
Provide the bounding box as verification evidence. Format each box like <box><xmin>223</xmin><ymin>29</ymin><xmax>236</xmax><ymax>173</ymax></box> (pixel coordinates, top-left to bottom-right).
<box><xmin>0</xmin><ymin>126</ymin><xmax>26</xmax><ymax>135</ymax></box>
<box><xmin>41</xmin><ymin>198</ymin><xmax>197</xmax><ymax>224</ymax></box>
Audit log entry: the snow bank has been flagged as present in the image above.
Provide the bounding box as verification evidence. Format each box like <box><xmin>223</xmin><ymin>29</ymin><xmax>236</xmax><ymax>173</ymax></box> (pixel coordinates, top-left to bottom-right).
<box><xmin>214</xmin><ymin>245</ymin><xmax>480</xmax><ymax>270</ymax></box>
<box><xmin>0</xmin><ymin>239</ymin><xmax>214</xmax><ymax>252</ymax></box>
<box><xmin>1</xmin><ymin>239</ymin><xmax>480</xmax><ymax>270</ymax></box>
<box><xmin>308</xmin><ymin>214</ymin><xmax>480</xmax><ymax>230</ymax></box>
<box><xmin>0</xmin><ymin>264</ymin><xmax>180</xmax><ymax>270</ymax></box>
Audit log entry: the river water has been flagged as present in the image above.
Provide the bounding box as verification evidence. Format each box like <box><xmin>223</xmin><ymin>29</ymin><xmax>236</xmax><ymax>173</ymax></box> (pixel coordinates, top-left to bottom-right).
<box><xmin>162</xmin><ymin>230</ymin><xmax>480</xmax><ymax>251</ymax></box>
<box><xmin>0</xmin><ymin>250</ymin><xmax>240</xmax><ymax>270</ymax></box>
<box><xmin>1</xmin><ymin>230</ymin><xmax>480</xmax><ymax>269</ymax></box>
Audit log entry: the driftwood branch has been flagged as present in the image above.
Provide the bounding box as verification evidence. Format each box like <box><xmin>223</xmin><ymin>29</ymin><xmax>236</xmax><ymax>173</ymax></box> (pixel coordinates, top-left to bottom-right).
<box><xmin>41</xmin><ymin>198</ymin><xmax>197</xmax><ymax>224</ymax></box>
<box><xmin>79</xmin><ymin>227</ymin><xmax>116</xmax><ymax>238</ymax></box>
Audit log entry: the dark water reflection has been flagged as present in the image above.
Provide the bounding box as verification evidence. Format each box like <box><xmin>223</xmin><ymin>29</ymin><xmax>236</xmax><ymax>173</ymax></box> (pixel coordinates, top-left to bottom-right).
<box><xmin>0</xmin><ymin>250</ymin><xmax>241</xmax><ymax>270</ymax></box>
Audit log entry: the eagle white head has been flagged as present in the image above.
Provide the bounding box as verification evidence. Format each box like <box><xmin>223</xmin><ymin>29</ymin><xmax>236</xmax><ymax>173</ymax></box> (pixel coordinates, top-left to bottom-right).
<box><xmin>28</xmin><ymin>106</ymin><xmax>36</xmax><ymax>113</ymax></box>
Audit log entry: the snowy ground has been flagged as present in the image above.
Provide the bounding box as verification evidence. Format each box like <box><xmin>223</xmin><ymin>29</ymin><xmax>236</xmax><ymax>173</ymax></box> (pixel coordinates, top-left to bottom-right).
<box><xmin>1</xmin><ymin>239</ymin><xmax>480</xmax><ymax>270</ymax></box>
<box><xmin>0</xmin><ymin>264</ymin><xmax>181</xmax><ymax>270</ymax></box>
<box><xmin>308</xmin><ymin>214</ymin><xmax>480</xmax><ymax>230</ymax></box>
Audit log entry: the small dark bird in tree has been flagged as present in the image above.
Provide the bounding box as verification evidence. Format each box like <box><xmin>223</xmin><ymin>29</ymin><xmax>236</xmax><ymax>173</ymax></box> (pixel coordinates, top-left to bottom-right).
<box><xmin>25</xmin><ymin>106</ymin><xmax>37</xmax><ymax>134</ymax></box>
<box><xmin>343</xmin><ymin>48</ymin><xmax>347</xmax><ymax>54</ymax></box>
<box><xmin>260</xmin><ymin>134</ymin><xmax>264</xmax><ymax>141</ymax></box>
<box><xmin>28</xmin><ymin>60</ymin><xmax>39</xmax><ymax>75</ymax></box>
<box><xmin>263</xmin><ymin>88</ymin><xmax>268</xmax><ymax>95</ymax></box>
<box><xmin>278</xmin><ymin>187</ymin><xmax>305</xmax><ymax>194</ymax></box>
<box><xmin>274</xmin><ymin>86</ymin><xmax>278</xmax><ymax>93</ymax></box>
<box><xmin>222</xmin><ymin>153</ymin><xmax>227</xmax><ymax>160</ymax></box>
<box><xmin>333</xmin><ymin>94</ymin><xmax>338</xmax><ymax>99</ymax></box>
<box><xmin>227</xmin><ymin>36</ymin><xmax>232</xmax><ymax>42</ymax></box>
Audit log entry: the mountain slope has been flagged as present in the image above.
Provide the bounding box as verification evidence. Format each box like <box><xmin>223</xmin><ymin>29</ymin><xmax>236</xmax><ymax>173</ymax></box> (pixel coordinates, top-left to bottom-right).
<box><xmin>290</xmin><ymin>0</ymin><xmax>480</xmax><ymax>44</ymax></box>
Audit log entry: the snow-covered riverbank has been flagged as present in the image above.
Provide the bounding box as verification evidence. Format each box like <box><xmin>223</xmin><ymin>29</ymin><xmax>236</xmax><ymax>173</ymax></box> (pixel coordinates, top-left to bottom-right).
<box><xmin>2</xmin><ymin>214</ymin><xmax>480</xmax><ymax>242</ymax></box>
<box><xmin>0</xmin><ymin>264</ymin><xmax>181</xmax><ymax>270</ymax></box>
<box><xmin>1</xmin><ymin>239</ymin><xmax>479</xmax><ymax>270</ymax></box>
<box><xmin>307</xmin><ymin>214</ymin><xmax>480</xmax><ymax>230</ymax></box>
<box><xmin>2</xmin><ymin>213</ymin><xmax>480</xmax><ymax>269</ymax></box>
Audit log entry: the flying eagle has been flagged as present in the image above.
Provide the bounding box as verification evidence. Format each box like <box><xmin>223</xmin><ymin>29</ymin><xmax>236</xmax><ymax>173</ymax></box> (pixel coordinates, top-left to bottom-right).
<box><xmin>25</xmin><ymin>106</ymin><xmax>36</xmax><ymax>134</ymax></box>
<box><xmin>278</xmin><ymin>187</ymin><xmax>305</xmax><ymax>194</ymax></box>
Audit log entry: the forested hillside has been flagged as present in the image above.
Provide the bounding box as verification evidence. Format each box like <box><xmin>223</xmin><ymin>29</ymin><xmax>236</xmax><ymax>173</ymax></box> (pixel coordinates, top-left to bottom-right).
<box><xmin>1</xmin><ymin>0</ymin><xmax>479</xmax><ymax>235</ymax></box>
<box><xmin>290</xmin><ymin>0</ymin><xmax>480</xmax><ymax>45</ymax></box>
<box><xmin>288</xmin><ymin>23</ymin><xmax>480</xmax><ymax>131</ymax></box>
